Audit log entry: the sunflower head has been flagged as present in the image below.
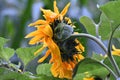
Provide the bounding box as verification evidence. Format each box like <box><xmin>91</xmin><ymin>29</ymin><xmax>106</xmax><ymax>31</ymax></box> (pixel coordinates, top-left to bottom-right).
<box><xmin>54</xmin><ymin>22</ymin><xmax>73</xmax><ymax>41</ymax></box>
<box><xmin>25</xmin><ymin>0</ymin><xmax>84</xmax><ymax>79</ymax></box>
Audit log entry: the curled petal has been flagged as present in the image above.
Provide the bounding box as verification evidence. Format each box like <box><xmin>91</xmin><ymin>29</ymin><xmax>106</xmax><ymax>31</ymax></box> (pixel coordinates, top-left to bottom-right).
<box><xmin>54</xmin><ymin>0</ymin><xmax>59</xmax><ymax>14</ymax></box>
<box><xmin>25</xmin><ymin>30</ymin><xmax>41</xmax><ymax>38</ymax></box>
<box><xmin>34</xmin><ymin>45</ymin><xmax>46</xmax><ymax>55</ymax></box>
<box><xmin>61</xmin><ymin>3</ymin><xmax>70</xmax><ymax>16</ymax></box>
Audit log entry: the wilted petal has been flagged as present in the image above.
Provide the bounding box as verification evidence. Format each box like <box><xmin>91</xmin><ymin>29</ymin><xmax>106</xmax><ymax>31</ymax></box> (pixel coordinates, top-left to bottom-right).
<box><xmin>38</xmin><ymin>50</ymin><xmax>51</xmax><ymax>62</ymax></box>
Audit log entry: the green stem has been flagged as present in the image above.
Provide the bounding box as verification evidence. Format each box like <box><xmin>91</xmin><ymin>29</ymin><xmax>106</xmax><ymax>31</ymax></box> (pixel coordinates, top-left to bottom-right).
<box><xmin>107</xmin><ymin>24</ymin><xmax>120</xmax><ymax>76</ymax></box>
<box><xmin>98</xmin><ymin>61</ymin><xmax>117</xmax><ymax>79</ymax></box>
<box><xmin>70</xmin><ymin>33</ymin><xmax>118</xmax><ymax>79</ymax></box>
<box><xmin>71</xmin><ymin>33</ymin><xmax>107</xmax><ymax>53</ymax></box>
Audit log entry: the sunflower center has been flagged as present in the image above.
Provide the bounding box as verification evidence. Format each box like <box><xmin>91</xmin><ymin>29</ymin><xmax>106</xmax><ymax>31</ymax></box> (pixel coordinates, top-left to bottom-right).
<box><xmin>49</xmin><ymin>18</ymin><xmax>80</xmax><ymax>62</ymax></box>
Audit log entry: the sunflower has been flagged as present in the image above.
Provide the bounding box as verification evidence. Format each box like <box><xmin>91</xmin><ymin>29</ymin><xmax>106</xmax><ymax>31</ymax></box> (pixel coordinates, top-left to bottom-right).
<box><xmin>25</xmin><ymin>0</ymin><xmax>84</xmax><ymax>79</ymax></box>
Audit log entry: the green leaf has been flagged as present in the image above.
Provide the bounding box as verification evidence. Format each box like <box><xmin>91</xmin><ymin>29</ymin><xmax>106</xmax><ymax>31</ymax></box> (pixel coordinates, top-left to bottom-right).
<box><xmin>0</xmin><ymin>67</ymin><xmax>32</xmax><ymax>80</ymax></box>
<box><xmin>37</xmin><ymin>63</ymin><xmax>52</xmax><ymax>76</ymax></box>
<box><xmin>36</xmin><ymin>63</ymin><xmax>61</xmax><ymax>80</ymax></box>
<box><xmin>113</xmin><ymin>27</ymin><xmax>120</xmax><ymax>38</ymax></box>
<box><xmin>100</xmin><ymin>1</ymin><xmax>120</xmax><ymax>28</ymax></box>
<box><xmin>80</xmin><ymin>16</ymin><xmax>96</xmax><ymax>35</ymax></box>
<box><xmin>0</xmin><ymin>37</ymin><xmax>9</xmax><ymax>47</ymax></box>
<box><xmin>99</xmin><ymin>13</ymin><xmax>111</xmax><ymax>40</ymax></box>
<box><xmin>99</xmin><ymin>0</ymin><xmax>120</xmax><ymax>39</ymax></box>
<box><xmin>91</xmin><ymin>52</ymin><xmax>105</xmax><ymax>61</ymax></box>
<box><xmin>103</xmin><ymin>56</ymin><xmax>120</xmax><ymax>80</ymax></box>
<box><xmin>36</xmin><ymin>74</ymin><xmax>61</xmax><ymax>80</ymax></box>
<box><xmin>0</xmin><ymin>37</ymin><xmax>14</xmax><ymax>61</ymax></box>
<box><xmin>16</xmin><ymin>45</ymin><xmax>42</xmax><ymax>66</ymax></box>
<box><xmin>73</xmin><ymin>58</ymin><xmax>109</xmax><ymax>80</ymax></box>
<box><xmin>0</xmin><ymin>48</ymin><xmax>15</xmax><ymax>61</ymax></box>
<box><xmin>104</xmin><ymin>55</ymin><xmax>120</xmax><ymax>73</ymax></box>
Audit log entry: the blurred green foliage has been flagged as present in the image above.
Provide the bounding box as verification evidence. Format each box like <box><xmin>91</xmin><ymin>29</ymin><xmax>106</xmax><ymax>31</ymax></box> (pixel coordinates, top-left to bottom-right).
<box><xmin>0</xmin><ymin>0</ymin><xmax>120</xmax><ymax>80</ymax></box>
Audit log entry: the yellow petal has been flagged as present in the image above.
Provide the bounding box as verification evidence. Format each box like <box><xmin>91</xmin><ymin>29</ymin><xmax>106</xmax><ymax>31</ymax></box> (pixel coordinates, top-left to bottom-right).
<box><xmin>42</xmin><ymin>25</ymin><xmax>53</xmax><ymax>38</ymax></box>
<box><xmin>28</xmin><ymin>20</ymin><xmax>47</xmax><ymax>26</ymax></box>
<box><xmin>51</xmin><ymin>62</ymin><xmax>72</xmax><ymax>79</ymax></box>
<box><xmin>45</xmin><ymin>37</ymin><xmax>62</xmax><ymax>64</ymax></box>
<box><xmin>112</xmin><ymin>45</ymin><xmax>117</xmax><ymax>50</ymax></box>
<box><xmin>83</xmin><ymin>77</ymin><xmax>95</xmax><ymax>80</ymax></box>
<box><xmin>75</xmin><ymin>39</ymin><xmax>84</xmax><ymax>52</ymax></box>
<box><xmin>38</xmin><ymin>50</ymin><xmax>51</xmax><ymax>63</ymax></box>
<box><xmin>112</xmin><ymin>45</ymin><xmax>120</xmax><ymax>56</ymax></box>
<box><xmin>41</xmin><ymin>8</ymin><xmax>57</xmax><ymax>22</ymax></box>
<box><xmin>34</xmin><ymin>45</ymin><xmax>46</xmax><ymax>55</ymax></box>
<box><xmin>29</xmin><ymin>34</ymin><xmax>44</xmax><ymax>45</ymax></box>
<box><xmin>54</xmin><ymin>0</ymin><xmax>59</xmax><ymax>14</ymax></box>
<box><xmin>64</xmin><ymin>17</ymin><xmax>72</xmax><ymax>24</ymax></box>
<box><xmin>25</xmin><ymin>30</ymin><xmax>40</xmax><ymax>38</ymax></box>
<box><xmin>60</xmin><ymin>3</ymin><xmax>70</xmax><ymax>16</ymax></box>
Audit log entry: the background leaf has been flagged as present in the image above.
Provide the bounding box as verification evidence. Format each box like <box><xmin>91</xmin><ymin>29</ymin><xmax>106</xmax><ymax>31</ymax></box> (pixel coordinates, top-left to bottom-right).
<box><xmin>100</xmin><ymin>1</ymin><xmax>120</xmax><ymax>28</ymax></box>
<box><xmin>0</xmin><ymin>37</ymin><xmax>14</xmax><ymax>61</ymax></box>
<box><xmin>98</xmin><ymin>13</ymin><xmax>111</xmax><ymax>40</ymax></box>
<box><xmin>73</xmin><ymin>58</ymin><xmax>109</xmax><ymax>80</ymax></box>
<box><xmin>80</xmin><ymin>16</ymin><xmax>96</xmax><ymax>35</ymax></box>
<box><xmin>91</xmin><ymin>52</ymin><xmax>105</xmax><ymax>61</ymax></box>
<box><xmin>104</xmin><ymin>56</ymin><xmax>120</xmax><ymax>80</ymax></box>
<box><xmin>0</xmin><ymin>67</ymin><xmax>32</xmax><ymax>80</ymax></box>
<box><xmin>37</xmin><ymin>63</ymin><xmax>52</xmax><ymax>76</ymax></box>
<box><xmin>0</xmin><ymin>37</ymin><xmax>9</xmax><ymax>47</ymax></box>
<box><xmin>16</xmin><ymin>45</ymin><xmax>42</xmax><ymax>66</ymax></box>
<box><xmin>99</xmin><ymin>0</ymin><xmax>120</xmax><ymax>39</ymax></box>
<box><xmin>36</xmin><ymin>63</ymin><xmax>61</xmax><ymax>80</ymax></box>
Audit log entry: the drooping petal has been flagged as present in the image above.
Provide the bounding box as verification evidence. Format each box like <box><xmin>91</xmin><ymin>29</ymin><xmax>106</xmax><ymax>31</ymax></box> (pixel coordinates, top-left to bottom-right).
<box><xmin>25</xmin><ymin>30</ymin><xmax>41</xmax><ymax>38</ymax></box>
<box><xmin>51</xmin><ymin>62</ymin><xmax>72</xmax><ymax>79</ymax></box>
<box><xmin>54</xmin><ymin>0</ymin><xmax>59</xmax><ymax>14</ymax></box>
<box><xmin>41</xmin><ymin>25</ymin><xmax>53</xmax><ymax>38</ymax></box>
<box><xmin>60</xmin><ymin>3</ymin><xmax>70</xmax><ymax>16</ymax></box>
<box><xmin>45</xmin><ymin>37</ymin><xmax>62</xmax><ymax>64</ymax></box>
<box><xmin>34</xmin><ymin>45</ymin><xmax>46</xmax><ymax>55</ymax></box>
<box><xmin>29</xmin><ymin>34</ymin><xmax>44</xmax><ymax>45</ymax></box>
<box><xmin>38</xmin><ymin>50</ymin><xmax>51</xmax><ymax>63</ymax></box>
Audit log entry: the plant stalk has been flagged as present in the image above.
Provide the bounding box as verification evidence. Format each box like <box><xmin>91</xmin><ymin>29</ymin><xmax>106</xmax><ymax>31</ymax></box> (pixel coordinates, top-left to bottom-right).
<box><xmin>70</xmin><ymin>33</ymin><xmax>107</xmax><ymax>53</ymax></box>
<box><xmin>107</xmin><ymin>24</ymin><xmax>120</xmax><ymax>76</ymax></box>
